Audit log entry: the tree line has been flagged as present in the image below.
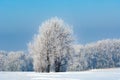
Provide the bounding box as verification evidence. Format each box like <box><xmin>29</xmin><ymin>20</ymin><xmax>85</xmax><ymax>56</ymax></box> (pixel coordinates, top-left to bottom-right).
<box><xmin>0</xmin><ymin>51</ymin><xmax>33</xmax><ymax>71</ymax></box>
<box><xmin>70</xmin><ymin>39</ymin><xmax>120</xmax><ymax>71</ymax></box>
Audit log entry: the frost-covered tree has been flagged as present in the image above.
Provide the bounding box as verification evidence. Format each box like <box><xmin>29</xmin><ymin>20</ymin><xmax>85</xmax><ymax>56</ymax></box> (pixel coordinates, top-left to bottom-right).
<box><xmin>72</xmin><ymin>39</ymin><xmax>120</xmax><ymax>71</ymax></box>
<box><xmin>84</xmin><ymin>39</ymin><xmax>120</xmax><ymax>69</ymax></box>
<box><xmin>28</xmin><ymin>17</ymin><xmax>74</xmax><ymax>72</ymax></box>
<box><xmin>70</xmin><ymin>45</ymin><xmax>88</xmax><ymax>71</ymax></box>
<box><xmin>4</xmin><ymin>51</ymin><xmax>24</xmax><ymax>71</ymax></box>
<box><xmin>0</xmin><ymin>54</ymin><xmax>4</xmax><ymax>70</ymax></box>
<box><xmin>0</xmin><ymin>51</ymin><xmax>7</xmax><ymax>71</ymax></box>
<box><xmin>23</xmin><ymin>54</ymin><xmax>33</xmax><ymax>71</ymax></box>
<box><xmin>0</xmin><ymin>50</ymin><xmax>33</xmax><ymax>71</ymax></box>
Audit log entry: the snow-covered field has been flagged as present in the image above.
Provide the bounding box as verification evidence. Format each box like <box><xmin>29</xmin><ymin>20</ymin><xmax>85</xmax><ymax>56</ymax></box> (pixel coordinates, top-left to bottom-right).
<box><xmin>0</xmin><ymin>68</ymin><xmax>120</xmax><ymax>80</ymax></box>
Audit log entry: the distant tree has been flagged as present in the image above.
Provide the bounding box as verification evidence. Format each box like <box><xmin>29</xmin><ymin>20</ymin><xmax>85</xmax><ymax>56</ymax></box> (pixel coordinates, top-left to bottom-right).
<box><xmin>0</xmin><ymin>51</ymin><xmax>7</xmax><ymax>71</ymax></box>
<box><xmin>72</xmin><ymin>39</ymin><xmax>120</xmax><ymax>71</ymax></box>
<box><xmin>28</xmin><ymin>17</ymin><xmax>74</xmax><ymax>72</ymax></box>
<box><xmin>4</xmin><ymin>51</ymin><xmax>24</xmax><ymax>71</ymax></box>
<box><xmin>1</xmin><ymin>51</ymin><xmax>33</xmax><ymax>71</ymax></box>
<box><xmin>84</xmin><ymin>39</ymin><xmax>120</xmax><ymax>69</ymax></box>
<box><xmin>68</xmin><ymin>45</ymin><xmax>88</xmax><ymax>71</ymax></box>
<box><xmin>23</xmin><ymin>54</ymin><xmax>33</xmax><ymax>71</ymax></box>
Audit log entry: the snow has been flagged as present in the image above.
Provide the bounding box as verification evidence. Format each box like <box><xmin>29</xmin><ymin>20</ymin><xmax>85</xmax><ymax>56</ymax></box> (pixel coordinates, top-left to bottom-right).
<box><xmin>0</xmin><ymin>68</ymin><xmax>120</xmax><ymax>80</ymax></box>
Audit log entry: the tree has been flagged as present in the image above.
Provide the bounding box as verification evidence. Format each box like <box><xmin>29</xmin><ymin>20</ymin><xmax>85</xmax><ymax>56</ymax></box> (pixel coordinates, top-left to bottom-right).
<box><xmin>28</xmin><ymin>17</ymin><xmax>74</xmax><ymax>72</ymax></box>
<box><xmin>72</xmin><ymin>39</ymin><xmax>120</xmax><ymax>71</ymax></box>
<box><xmin>4</xmin><ymin>51</ymin><xmax>24</xmax><ymax>71</ymax></box>
<box><xmin>0</xmin><ymin>50</ymin><xmax>33</xmax><ymax>71</ymax></box>
<box><xmin>0</xmin><ymin>51</ymin><xmax>7</xmax><ymax>71</ymax></box>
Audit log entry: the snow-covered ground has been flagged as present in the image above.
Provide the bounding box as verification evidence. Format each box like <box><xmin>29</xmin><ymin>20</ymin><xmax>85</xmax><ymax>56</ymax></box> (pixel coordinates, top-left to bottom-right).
<box><xmin>0</xmin><ymin>68</ymin><xmax>120</xmax><ymax>80</ymax></box>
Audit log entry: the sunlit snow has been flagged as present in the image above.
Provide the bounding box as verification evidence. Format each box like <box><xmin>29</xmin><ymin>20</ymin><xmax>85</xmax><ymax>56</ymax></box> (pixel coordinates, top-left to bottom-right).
<box><xmin>0</xmin><ymin>68</ymin><xmax>120</xmax><ymax>80</ymax></box>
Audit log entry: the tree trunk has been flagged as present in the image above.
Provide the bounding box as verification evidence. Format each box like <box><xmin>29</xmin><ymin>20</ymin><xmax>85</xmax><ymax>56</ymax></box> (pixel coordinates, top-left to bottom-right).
<box><xmin>46</xmin><ymin>52</ymin><xmax>50</xmax><ymax>72</ymax></box>
<box><xmin>55</xmin><ymin>58</ymin><xmax>61</xmax><ymax>72</ymax></box>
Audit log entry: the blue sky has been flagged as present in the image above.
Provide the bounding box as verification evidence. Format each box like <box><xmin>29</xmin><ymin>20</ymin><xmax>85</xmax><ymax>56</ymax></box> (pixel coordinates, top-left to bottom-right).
<box><xmin>0</xmin><ymin>0</ymin><xmax>120</xmax><ymax>51</ymax></box>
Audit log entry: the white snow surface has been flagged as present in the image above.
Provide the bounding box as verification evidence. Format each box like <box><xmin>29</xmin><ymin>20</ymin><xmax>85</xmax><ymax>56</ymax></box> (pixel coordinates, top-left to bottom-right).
<box><xmin>0</xmin><ymin>68</ymin><xmax>120</xmax><ymax>80</ymax></box>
